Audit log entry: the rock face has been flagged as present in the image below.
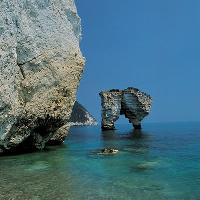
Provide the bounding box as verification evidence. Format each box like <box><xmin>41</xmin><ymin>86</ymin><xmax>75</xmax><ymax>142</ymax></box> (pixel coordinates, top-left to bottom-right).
<box><xmin>49</xmin><ymin>101</ymin><xmax>97</xmax><ymax>145</ymax></box>
<box><xmin>0</xmin><ymin>0</ymin><xmax>84</xmax><ymax>153</ymax></box>
<box><xmin>99</xmin><ymin>87</ymin><xmax>152</xmax><ymax>130</ymax></box>
<box><xmin>68</xmin><ymin>101</ymin><xmax>97</xmax><ymax>126</ymax></box>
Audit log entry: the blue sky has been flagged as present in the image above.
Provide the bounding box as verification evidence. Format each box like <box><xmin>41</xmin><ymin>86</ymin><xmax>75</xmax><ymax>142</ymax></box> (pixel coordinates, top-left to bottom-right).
<box><xmin>76</xmin><ymin>0</ymin><xmax>200</xmax><ymax>123</ymax></box>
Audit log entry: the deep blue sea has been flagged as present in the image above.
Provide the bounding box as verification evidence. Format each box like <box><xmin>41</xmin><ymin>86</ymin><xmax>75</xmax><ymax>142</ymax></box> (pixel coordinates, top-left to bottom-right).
<box><xmin>1</xmin><ymin>122</ymin><xmax>200</xmax><ymax>200</ymax></box>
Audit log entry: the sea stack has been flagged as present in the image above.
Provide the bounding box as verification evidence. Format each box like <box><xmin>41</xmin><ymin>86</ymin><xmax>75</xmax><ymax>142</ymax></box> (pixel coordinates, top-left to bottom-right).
<box><xmin>99</xmin><ymin>87</ymin><xmax>152</xmax><ymax>130</ymax></box>
<box><xmin>0</xmin><ymin>0</ymin><xmax>84</xmax><ymax>154</ymax></box>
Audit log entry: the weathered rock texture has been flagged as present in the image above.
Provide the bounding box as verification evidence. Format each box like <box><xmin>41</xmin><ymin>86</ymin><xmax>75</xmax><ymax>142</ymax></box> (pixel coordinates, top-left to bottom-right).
<box><xmin>68</xmin><ymin>101</ymin><xmax>97</xmax><ymax>126</ymax></box>
<box><xmin>48</xmin><ymin>101</ymin><xmax>97</xmax><ymax>145</ymax></box>
<box><xmin>99</xmin><ymin>88</ymin><xmax>152</xmax><ymax>130</ymax></box>
<box><xmin>0</xmin><ymin>0</ymin><xmax>84</xmax><ymax>153</ymax></box>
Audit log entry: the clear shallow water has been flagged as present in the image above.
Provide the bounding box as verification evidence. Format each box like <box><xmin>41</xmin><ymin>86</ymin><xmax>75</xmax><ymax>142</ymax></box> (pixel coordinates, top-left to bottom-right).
<box><xmin>1</xmin><ymin>122</ymin><xmax>200</xmax><ymax>200</ymax></box>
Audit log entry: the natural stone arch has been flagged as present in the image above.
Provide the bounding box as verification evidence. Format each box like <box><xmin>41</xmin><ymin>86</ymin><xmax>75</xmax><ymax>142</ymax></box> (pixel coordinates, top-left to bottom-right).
<box><xmin>99</xmin><ymin>87</ymin><xmax>152</xmax><ymax>130</ymax></box>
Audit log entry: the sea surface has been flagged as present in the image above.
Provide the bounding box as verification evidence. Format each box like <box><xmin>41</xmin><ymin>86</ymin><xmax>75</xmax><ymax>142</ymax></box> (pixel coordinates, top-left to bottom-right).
<box><xmin>1</xmin><ymin>122</ymin><xmax>200</xmax><ymax>200</ymax></box>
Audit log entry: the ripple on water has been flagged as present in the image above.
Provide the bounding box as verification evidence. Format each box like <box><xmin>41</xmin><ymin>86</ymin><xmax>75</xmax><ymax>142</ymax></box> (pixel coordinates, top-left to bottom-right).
<box><xmin>1</xmin><ymin>124</ymin><xmax>200</xmax><ymax>200</ymax></box>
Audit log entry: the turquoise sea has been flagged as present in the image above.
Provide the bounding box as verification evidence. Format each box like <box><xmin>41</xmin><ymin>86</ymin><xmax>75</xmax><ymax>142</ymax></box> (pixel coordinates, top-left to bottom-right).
<box><xmin>1</xmin><ymin>122</ymin><xmax>200</xmax><ymax>200</ymax></box>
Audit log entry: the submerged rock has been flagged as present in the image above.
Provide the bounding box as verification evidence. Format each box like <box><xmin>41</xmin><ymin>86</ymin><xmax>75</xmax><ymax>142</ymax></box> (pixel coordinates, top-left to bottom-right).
<box><xmin>133</xmin><ymin>161</ymin><xmax>159</xmax><ymax>171</ymax></box>
<box><xmin>99</xmin><ymin>87</ymin><xmax>152</xmax><ymax>130</ymax></box>
<box><xmin>0</xmin><ymin>0</ymin><xmax>84</xmax><ymax>154</ymax></box>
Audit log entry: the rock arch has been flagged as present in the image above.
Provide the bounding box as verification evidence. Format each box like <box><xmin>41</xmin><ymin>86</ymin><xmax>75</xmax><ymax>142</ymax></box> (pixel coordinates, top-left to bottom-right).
<box><xmin>99</xmin><ymin>87</ymin><xmax>152</xmax><ymax>130</ymax></box>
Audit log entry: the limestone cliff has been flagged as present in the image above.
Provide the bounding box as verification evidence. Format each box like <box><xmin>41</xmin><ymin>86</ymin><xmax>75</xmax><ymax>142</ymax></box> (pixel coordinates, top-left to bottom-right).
<box><xmin>68</xmin><ymin>101</ymin><xmax>97</xmax><ymax>126</ymax></box>
<box><xmin>49</xmin><ymin>101</ymin><xmax>97</xmax><ymax>145</ymax></box>
<box><xmin>0</xmin><ymin>0</ymin><xmax>84</xmax><ymax>153</ymax></box>
<box><xmin>99</xmin><ymin>88</ymin><xmax>152</xmax><ymax>130</ymax></box>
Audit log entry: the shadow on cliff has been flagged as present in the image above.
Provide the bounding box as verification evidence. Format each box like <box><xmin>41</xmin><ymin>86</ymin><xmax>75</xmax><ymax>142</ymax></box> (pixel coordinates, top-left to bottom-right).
<box><xmin>0</xmin><ymin>143</ymin><xmax>66</xmax><ymax>157</ymax></box>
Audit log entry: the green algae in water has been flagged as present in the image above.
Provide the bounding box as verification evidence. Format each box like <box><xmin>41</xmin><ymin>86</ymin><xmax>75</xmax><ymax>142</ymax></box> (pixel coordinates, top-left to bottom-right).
<box><xmin>1</xmin><ymin>122</ymin><xmax>200</xmax><ymax>199</ymax></box>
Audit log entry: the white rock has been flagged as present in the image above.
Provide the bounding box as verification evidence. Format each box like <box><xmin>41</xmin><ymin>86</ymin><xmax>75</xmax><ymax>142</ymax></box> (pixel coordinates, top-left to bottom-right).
<box><xmin>0</xmin><ymin>0</ymin><xmax>85</xmax><ymax>153</ymax></box>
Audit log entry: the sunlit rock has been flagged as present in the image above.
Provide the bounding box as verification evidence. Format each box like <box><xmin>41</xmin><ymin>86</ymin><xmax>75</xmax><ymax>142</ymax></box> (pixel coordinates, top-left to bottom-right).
<box><xmin>98</xmin><ymin>148</ymin><xmax>119</xmax><ymax>155</ymax></box>
<box><xmin>68</xmin><ymin>101</ymin><xmax>97</xmax><ymax>126</ymax></box>
<box><xmin>48</xmin><ymin>101</ymin><xmax>97</xmax><ymax>145</ymax></box>
<box><xmin>0</xmin><ymin>0</ymin><xmax>84</xmax><ymax>154</ymax></box>
<box><xmin>99</xmin><ymin>87</ymin><xmax>152</xmax><ymax>130</ymax></box>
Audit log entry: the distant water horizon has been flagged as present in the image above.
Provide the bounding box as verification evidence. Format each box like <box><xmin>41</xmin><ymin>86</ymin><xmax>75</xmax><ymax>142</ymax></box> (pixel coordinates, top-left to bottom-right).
<box><xmin>117</xmin><ymin>120</ymin><xmax>200</xmax><ymax>125</ymax></box>
<box><xmin>1</xmin><ymin>122</ymin><xmax>200</xmax><ymax>199</ymax></box>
